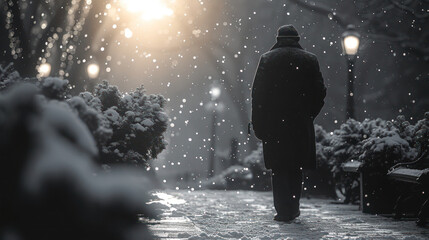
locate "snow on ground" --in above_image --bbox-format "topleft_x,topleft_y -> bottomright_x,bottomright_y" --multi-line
146,190 -> 429,240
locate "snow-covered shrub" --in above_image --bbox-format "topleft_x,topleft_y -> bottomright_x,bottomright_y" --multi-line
394,113 -> 429,155
0,68 -> 168,166
70,81 -> 168,166
359,120 -> 416,171
319,115 -> 428,202
0,84 -> 155,240
203,165 -> 252,190
241,143 -> 271,190
303,125 -> 338,198
326,119 -> 385,174
0,64 -> 21,86
322,118 -> 413,201
205,143 -> 270,191
68,94 -> 113,150
317,119 -> 369,201
314,124 -> 333,169
413,112 -> 429,153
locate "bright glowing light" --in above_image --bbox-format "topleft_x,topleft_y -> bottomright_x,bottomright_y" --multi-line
210,86 -> 221,100
87,63 -> 100,79
37,63 -> 51,77
343,36 -> 360,55
124,28 -> 133,38
120,0 -> 174,21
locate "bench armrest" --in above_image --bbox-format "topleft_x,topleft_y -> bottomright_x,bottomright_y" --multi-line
389,150 -> 428,172
342,161 -> 363,173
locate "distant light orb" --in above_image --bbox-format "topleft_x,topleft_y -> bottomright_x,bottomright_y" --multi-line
37,63 -> 51,77
40,20 -> 48,30
120,0 -> 174,21
124,28 -> 133,38
210,86 -> 221,100
87,63 -> 100,79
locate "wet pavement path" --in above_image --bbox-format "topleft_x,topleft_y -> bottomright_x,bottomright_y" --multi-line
146,190 -> 429,239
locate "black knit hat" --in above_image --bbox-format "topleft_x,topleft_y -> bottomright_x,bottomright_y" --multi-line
277,25 -> 300,40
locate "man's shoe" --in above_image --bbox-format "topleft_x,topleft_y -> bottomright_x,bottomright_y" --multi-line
274,210 -> 300,222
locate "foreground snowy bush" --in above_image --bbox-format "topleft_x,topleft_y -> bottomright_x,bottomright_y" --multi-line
0,84 -> 155,240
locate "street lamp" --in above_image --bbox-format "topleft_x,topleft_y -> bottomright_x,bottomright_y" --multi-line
87,63 -> 100,79
37,63 -> 51,78
341,25 -> 360,120
207,82 -> 222,178
210,86 -> 221,101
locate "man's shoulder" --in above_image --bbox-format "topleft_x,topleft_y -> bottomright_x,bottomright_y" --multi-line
262,48 -> 318,61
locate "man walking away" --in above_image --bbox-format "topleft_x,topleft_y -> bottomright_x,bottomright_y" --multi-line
251,25 -> 326,222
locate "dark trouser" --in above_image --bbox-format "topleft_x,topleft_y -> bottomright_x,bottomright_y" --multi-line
272,168 -> 303,216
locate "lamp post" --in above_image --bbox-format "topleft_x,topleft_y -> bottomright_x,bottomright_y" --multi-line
341,25 -> 360,120
85,63 -> 100,91
207,83 -> 222,178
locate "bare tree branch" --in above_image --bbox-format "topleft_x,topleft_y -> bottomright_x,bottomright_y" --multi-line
288,0 -> 348,28
389,0 -> 429,19
290,0 -> 429,60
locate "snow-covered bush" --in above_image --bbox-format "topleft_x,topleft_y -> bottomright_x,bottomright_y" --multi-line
358,120 -> 416,171
0,69 -> 168,166
318,115 -> 428,202
205,144 -> 270,191
314,124 -> 333,170
325,118 -> 389,176
394,113 -> 429,155
203,165 -> 252,190
315,119 -> 375,201
413,112 -> 429,153
241,143 -> 272,190
70,81 -> 168,166
0,84 -> 155,240
0,67 -> 70,100
303,125 -> 338,198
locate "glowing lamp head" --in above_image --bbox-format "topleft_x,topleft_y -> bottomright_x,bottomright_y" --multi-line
210,86 -> 221,100
341,25 -> 360,57
37,63 -> 51,77
87,63 -> 100,79
343,36 -> 360,55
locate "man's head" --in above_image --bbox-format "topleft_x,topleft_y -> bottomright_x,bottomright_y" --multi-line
276,25 -> 300,41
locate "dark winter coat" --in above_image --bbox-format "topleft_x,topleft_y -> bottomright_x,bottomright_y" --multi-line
251,38 -> 326,170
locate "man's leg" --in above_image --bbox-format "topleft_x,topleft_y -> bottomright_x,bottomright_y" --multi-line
272,167 -> 303,219
272,172 -> 286,216
287,167 -> 303,215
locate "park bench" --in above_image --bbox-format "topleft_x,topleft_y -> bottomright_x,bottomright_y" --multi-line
342,159 -> 397,214
387,150 -> 429,226
341,160 -> 364,210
